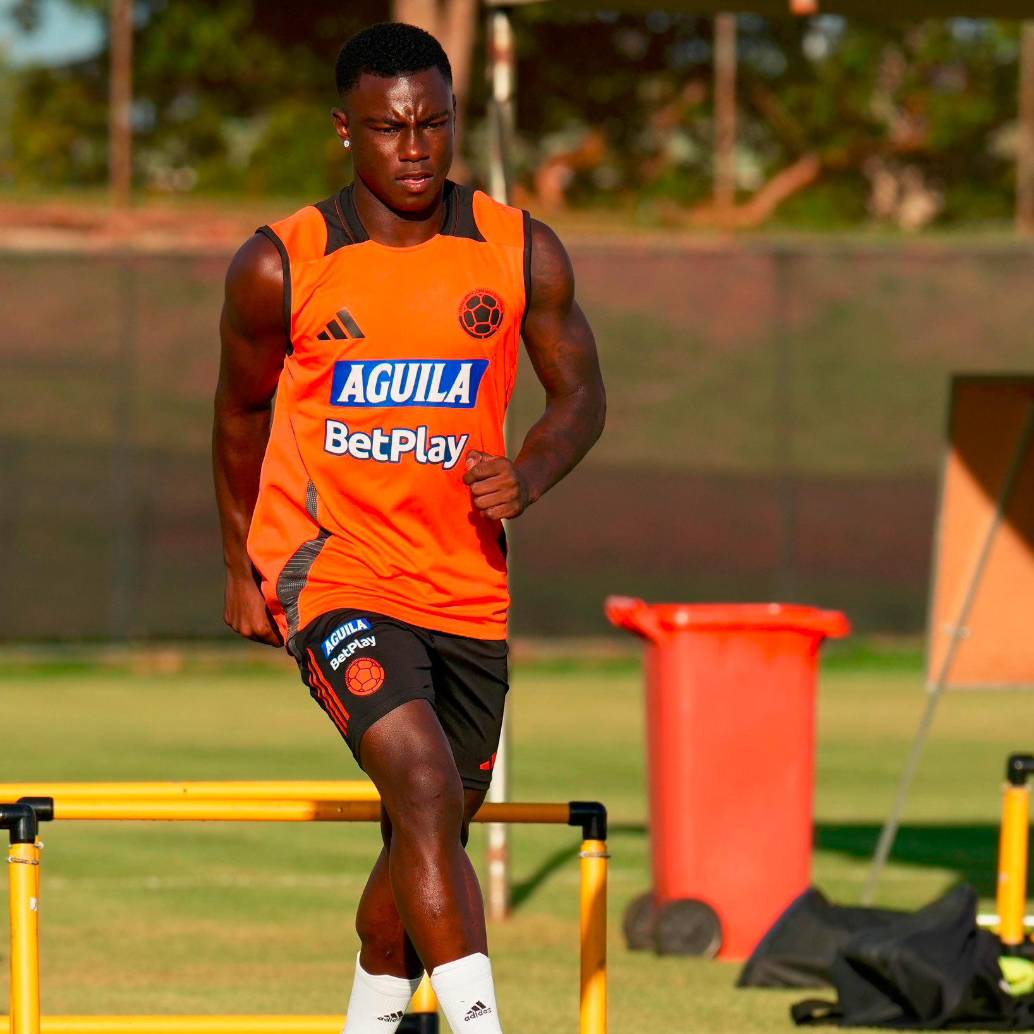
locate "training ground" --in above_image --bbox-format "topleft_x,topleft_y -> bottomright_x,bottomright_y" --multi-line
0,645 -> 1024,1033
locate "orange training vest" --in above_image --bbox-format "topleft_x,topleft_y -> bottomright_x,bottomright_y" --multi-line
247,181 -> 529,644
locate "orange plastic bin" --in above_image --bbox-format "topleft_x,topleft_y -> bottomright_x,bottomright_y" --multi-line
606,597 -> 850,961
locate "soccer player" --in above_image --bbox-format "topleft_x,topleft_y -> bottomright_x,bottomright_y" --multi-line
213,22 -> 605,1034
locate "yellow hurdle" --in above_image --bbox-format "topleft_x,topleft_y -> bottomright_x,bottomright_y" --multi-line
41,799 -> 573,826
2,802 -> 43,1034
997,753 -> 1034,950
21,1018 -> 345,1033
1,783 -> 574,829
579,838 -> 609,1034
0,781 -> 380,803
0,1013 -> 445,1034
1,787 -> 607,1034
53,798 -> 383,823
9,841 -> 41,1034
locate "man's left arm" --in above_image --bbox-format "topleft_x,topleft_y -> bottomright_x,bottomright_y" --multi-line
464,219 -> 606,519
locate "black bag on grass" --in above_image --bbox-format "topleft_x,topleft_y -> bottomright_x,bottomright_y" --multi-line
739,886 -> 906,989
788,885 -> 1034,1029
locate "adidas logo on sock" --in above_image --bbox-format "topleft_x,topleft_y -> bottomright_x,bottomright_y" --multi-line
376,1011 -> 405,1022
463,1000 -> 492,1022
317,308 -> 365,341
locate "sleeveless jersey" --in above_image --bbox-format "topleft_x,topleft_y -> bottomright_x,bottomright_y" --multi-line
247,181 -> 529,645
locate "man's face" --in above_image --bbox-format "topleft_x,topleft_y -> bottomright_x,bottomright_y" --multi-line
334,67 -> 454,214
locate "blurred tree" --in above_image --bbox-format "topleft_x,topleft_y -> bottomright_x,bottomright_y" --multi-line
8,58 -> 109,187
507,9 -> 1020,227
732,16 -> 1020,227
1,2 -> 1024,228
507,8 -> 715,210
5,0 -> 387,195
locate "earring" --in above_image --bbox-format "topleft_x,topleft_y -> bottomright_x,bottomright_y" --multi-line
343,140 -> 350,149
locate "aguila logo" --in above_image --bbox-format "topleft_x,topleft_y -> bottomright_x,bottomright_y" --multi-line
459,289 -> 504,340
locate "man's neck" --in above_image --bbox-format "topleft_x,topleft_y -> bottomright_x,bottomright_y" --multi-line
352,176 -> 447,247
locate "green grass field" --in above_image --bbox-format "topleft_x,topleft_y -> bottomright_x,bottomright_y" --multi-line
0,647 -> 1029,1032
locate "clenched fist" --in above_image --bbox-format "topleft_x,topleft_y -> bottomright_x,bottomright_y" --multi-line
463,450 -> 530,521
224,569 -> 283,647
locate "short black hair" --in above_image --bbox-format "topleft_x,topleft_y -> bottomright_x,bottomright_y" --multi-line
335,22 -> 453,97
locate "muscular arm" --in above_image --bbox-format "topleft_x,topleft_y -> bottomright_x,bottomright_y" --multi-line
212,233 -> 289,645
464,219 -> 605,518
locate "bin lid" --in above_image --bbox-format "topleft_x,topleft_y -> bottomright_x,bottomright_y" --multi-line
605,597 -> 851,641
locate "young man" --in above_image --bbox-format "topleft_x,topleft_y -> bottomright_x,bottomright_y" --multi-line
213,22 -> 605,1034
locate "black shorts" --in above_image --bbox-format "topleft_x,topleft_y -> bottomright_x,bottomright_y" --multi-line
291,607 -> 509,792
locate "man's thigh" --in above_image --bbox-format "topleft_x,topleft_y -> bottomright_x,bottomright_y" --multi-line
426,630 -> 509,793
292,608 -> 434,767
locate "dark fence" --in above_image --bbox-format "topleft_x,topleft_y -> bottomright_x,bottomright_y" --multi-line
4,240 -> 1033,640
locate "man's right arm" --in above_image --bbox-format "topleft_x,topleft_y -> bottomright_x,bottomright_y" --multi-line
212,233 -> 289,646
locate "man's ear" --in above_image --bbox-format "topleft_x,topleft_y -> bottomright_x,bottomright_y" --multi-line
331,107 -> 350,146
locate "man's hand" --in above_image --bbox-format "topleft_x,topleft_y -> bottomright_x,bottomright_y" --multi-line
223,569 -> 284,647
463,450 -> 530,521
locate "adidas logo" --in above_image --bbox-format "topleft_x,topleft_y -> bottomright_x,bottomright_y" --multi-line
463,1000 -> 492,1022
317,308 -> 365,341
376,1010 -> 405,1022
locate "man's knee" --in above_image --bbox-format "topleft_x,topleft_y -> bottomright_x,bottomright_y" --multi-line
385,758 -> 464,840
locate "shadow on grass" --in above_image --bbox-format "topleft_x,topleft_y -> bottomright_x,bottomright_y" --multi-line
509,823 -> 1000,910
510,823 -> 647,910
816,823 -> 1000,897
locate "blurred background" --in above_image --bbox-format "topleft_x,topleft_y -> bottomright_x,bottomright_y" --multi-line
3,6 -> 1034,1031
5,2 -> 1034,645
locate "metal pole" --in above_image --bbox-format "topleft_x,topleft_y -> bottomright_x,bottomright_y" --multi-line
1018,23 -> 1034,236
487,7 -> 515,204
997,782 -> 1031,948
19,791 -> 575,825
55,798 -> 384,822
108,0 -> 133,210
6,1020 -> 345,1033
579,838 -> 609,1034
8,841 -> 41,1034
0,435 -> 22,633
713,14 -> 737,212
486,3 -> 517,923
11,1021 -> 347,1029
4,804 -> 42,1034
863,402 -> 1034,903
108,255 -> 139,639
772,251 -> 798,600
0,781 -> 380,802
485,709 -> 512,921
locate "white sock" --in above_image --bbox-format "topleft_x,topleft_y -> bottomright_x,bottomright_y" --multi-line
342,953 -> 422,1033
430,952 -> 503,1033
